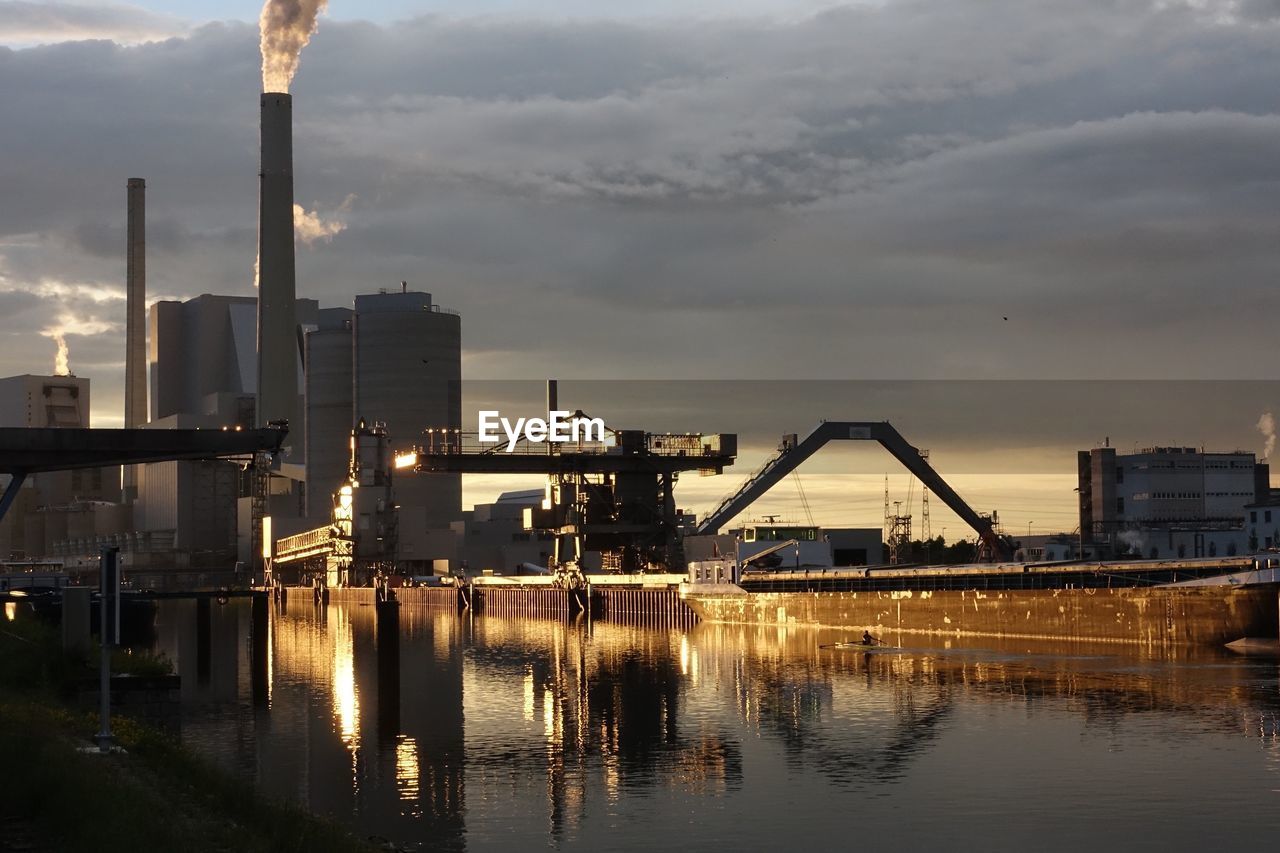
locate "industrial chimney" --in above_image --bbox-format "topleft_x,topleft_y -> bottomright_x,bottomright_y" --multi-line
123,177 -> 146,502
256,92 -> 298,444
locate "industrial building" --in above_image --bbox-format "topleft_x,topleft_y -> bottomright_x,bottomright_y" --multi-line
303,288 -> 462,572
449,489 -> 554,574
1245,497 -> 1280,551
149,293 -> 319,434
0,374 -> 127,563
136,285 -> 463,576
1078,445 -> 1268,558
141,293 -> 323,572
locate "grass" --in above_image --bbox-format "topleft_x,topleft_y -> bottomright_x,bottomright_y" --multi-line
0,612 -> 377,853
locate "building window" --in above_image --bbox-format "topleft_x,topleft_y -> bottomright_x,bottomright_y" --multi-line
1115,467 -> 1124,484
1116,497 -> 1124,514
1252,511 -> 1258,523
1267,511 -> 1273,524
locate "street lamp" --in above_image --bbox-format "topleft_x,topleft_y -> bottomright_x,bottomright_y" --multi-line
1027,521 -> 1033,539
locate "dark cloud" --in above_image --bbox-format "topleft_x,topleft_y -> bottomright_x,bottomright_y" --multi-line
1235,0 -> 1280,21
2,0 -> 1279,432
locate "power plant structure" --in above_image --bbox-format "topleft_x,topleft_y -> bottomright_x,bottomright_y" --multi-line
249,90 -> 303,580
255,92 -> 298,445
123,177 -> 146,503
303,288 -> 462,538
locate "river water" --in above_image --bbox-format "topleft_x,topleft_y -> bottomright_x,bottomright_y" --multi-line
150,599 -> 1280,852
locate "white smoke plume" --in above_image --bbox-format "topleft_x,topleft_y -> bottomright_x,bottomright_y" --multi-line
259,1 -> 328,93
293,194 -> 353,245
40,314 -> 115,376
46,331 -> 70,375
1257,412 -> 1275,460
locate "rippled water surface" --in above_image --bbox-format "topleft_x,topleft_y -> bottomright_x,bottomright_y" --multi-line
150,599 -> 1280,851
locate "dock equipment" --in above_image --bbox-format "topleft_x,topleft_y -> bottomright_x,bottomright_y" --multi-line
0,424 -> 287,524
405,427 -> 737,573
695,421 -> 1011,561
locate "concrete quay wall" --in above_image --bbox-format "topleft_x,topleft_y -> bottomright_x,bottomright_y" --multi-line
684,585 -> 1280,646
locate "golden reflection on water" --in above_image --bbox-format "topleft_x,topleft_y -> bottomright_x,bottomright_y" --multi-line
395,735 -> 421,817
332,607 -> 359,750
173,599 -> 1280,850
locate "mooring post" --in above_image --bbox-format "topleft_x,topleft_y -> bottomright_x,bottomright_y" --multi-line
196,595 -> 211,685
375,585 -> 401,745
96,547 -> 120,752
250,590 -> 270,706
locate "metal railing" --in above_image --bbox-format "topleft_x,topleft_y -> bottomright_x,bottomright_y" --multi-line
276,525 -> 335,560
414,430 -> 731,458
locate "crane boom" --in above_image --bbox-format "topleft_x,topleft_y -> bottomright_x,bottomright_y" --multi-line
695,421 -> 1009,560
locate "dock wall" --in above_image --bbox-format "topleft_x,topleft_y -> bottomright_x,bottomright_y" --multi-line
312,582 -> 697,626
683,585 -> 1280,646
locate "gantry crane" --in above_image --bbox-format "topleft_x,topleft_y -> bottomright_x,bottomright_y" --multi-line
696,421 -> 1012,561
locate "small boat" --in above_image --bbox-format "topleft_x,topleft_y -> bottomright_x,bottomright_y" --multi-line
823,641 -> 904,651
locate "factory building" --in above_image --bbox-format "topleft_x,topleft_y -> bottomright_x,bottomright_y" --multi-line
1078,445 -> 1267,558
352,289 -> 461,532
1244,498 -> 1280,551
303,306 -> 354,522
0,373 -> 91,429
0,374 -> 124,563
449,489 -> 554,574
303,288 -> 462,573
132,293 -> 320,576
683,523 -> 884,570
149,293 -> 318,435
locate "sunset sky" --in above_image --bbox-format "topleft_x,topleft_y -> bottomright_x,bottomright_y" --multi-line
3,1 -> 1278,536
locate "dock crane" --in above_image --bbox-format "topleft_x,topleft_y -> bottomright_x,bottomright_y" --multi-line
695,421 -> 1012,561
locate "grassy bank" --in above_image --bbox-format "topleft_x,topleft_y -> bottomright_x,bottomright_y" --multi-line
0,614 -> 377,853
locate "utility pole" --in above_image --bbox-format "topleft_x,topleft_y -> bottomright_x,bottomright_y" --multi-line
97,547 -> 120,752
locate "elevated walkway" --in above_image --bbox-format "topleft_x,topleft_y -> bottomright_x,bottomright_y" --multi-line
0,425 -> 286,523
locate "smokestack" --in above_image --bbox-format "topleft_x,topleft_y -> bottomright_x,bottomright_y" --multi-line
125,178 -> 146,427
123,177 -> 146,502
256,92 -> 298,441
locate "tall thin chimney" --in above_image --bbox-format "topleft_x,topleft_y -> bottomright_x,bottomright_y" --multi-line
123,177 -> 146,502
257,93 -> 298,444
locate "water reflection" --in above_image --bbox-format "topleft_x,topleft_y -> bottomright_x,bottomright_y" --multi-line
149,602 -> 1280,851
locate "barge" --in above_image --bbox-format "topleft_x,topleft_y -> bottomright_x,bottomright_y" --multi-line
682,557 -> 1280,646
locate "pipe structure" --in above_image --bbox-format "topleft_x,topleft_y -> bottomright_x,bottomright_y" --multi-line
256,93 -> 298,443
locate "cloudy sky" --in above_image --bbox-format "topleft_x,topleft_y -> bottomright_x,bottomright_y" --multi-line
2,1 -> 1278,532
